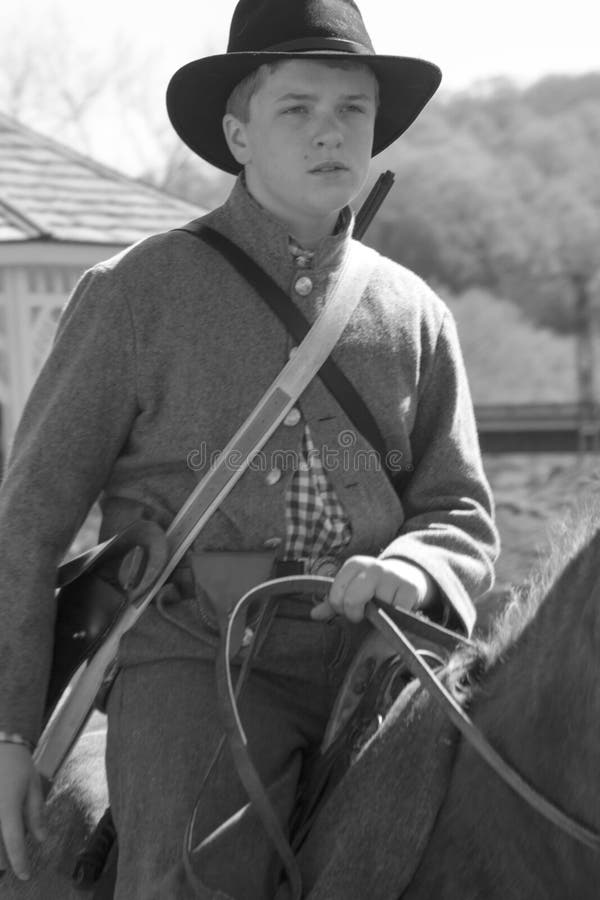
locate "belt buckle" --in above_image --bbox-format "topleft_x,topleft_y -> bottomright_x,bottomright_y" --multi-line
273,558 -> 309,578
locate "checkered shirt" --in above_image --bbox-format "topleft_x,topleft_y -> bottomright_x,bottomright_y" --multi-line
283,235 -> 352,567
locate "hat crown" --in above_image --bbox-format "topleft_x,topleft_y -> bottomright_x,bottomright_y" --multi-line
227,0 -> 375,55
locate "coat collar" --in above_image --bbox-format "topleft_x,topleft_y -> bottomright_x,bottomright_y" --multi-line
207,176 -> 354,284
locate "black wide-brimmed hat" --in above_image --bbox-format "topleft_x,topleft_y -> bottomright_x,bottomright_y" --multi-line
166,0 -> 442,174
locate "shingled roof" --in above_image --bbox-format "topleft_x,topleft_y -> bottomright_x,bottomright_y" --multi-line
0,112 -> 204,245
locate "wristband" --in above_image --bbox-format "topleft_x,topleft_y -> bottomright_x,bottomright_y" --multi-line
0,732 -> 34,752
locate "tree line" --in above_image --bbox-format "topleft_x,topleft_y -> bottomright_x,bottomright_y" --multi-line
162,72 -> 600,339
3,37 -> 599,401
367,73 -> 600,335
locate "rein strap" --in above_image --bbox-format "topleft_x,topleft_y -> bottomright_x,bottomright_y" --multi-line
206,577 -> 468,898
366,600 -> 600,852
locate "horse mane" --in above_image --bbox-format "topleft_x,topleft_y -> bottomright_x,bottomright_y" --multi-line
443,499 -> 600,704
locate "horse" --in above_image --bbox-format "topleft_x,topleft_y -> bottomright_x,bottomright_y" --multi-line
3,510 -> 600,899
298,510 -> 600,899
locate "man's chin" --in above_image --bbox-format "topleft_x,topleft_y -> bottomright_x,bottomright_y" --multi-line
304,186 -> 357,215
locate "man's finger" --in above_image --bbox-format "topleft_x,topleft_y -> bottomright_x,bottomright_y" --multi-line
327,564 -> 359,610
336,569 -> 378,622
0,814 -> 30,881
310,597 -> 336,621
389,581 -> 417,612
376,572 -> 417,611
327,556 -> 372,610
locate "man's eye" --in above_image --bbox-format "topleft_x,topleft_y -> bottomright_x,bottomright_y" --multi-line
343,104 -> 366,114
282,105 -> 308,114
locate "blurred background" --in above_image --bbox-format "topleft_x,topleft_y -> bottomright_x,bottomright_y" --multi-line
2,0 -> 600,627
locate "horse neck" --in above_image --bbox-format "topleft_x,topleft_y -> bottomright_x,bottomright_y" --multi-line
475,528 -> 600,808
403,530 -> 600,900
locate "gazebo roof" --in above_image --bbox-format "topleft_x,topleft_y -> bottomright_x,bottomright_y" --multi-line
0,112 -> 204,245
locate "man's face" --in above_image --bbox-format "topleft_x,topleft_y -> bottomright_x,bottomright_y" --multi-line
223,59 -> 377,242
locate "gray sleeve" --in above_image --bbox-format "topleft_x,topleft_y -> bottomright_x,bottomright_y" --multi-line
379,311 -> 499,635
0,266 -> 139,741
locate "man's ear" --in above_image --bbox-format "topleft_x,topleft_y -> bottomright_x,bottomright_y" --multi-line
222,114 -> 252,166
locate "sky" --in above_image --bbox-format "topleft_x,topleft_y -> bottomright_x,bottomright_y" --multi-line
17,0 -> 598,88
3,0 -> 600,174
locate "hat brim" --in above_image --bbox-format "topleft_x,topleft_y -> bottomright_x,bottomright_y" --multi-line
166,53 -> 441,174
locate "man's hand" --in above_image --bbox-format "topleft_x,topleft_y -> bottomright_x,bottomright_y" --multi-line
310,556 -> 436,623
0,743 -> 47,881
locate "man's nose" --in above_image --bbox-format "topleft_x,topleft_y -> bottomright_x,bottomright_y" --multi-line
313,115 -> 343,149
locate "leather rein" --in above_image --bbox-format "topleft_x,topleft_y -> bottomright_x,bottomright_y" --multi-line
363,600 -> 600,852
188,576 -> 600,900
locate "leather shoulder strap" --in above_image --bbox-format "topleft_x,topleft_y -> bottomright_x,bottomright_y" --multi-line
34,227 -> 376,785
177,221 -> 394,484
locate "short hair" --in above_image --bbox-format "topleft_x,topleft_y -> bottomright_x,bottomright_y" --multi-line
225,59 -> 380,123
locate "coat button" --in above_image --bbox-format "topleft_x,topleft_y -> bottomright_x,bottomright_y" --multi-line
294,276 -> 313,296
289,346 -> 297,359
284,407 -> 301,426
265,467 -> 282,486
263,536 -> 282,549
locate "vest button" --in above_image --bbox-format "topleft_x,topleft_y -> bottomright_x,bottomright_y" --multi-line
294,276 -> 313,296
283,407 -> 301,427
265,467 -> 282,486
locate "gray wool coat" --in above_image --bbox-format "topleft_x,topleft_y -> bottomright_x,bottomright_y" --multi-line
0,178 -> 498,743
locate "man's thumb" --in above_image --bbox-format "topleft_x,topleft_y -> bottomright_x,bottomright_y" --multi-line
310,598 -> 335,621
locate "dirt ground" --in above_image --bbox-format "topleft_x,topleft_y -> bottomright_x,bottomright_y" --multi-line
477,452 -> 600,631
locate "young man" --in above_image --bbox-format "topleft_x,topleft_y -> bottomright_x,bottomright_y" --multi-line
0,0 -> 498,897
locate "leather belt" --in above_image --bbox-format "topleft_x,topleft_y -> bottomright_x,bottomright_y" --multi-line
169,555 -> 337,622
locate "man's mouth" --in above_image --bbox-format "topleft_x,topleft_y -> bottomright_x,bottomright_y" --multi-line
309,162 -> 349,173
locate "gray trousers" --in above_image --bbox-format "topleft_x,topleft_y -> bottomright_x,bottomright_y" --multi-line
105,610 -> 368,899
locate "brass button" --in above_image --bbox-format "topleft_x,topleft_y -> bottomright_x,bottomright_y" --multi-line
242,627 -> 254,648
294,276 -> 313,296
265,467 -> 282,486
288,346 -> 298,359
284,407 -> 301,427
263,536 -> 282,549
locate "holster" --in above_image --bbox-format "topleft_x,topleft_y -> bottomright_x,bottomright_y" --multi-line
44,520 -> 168,726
